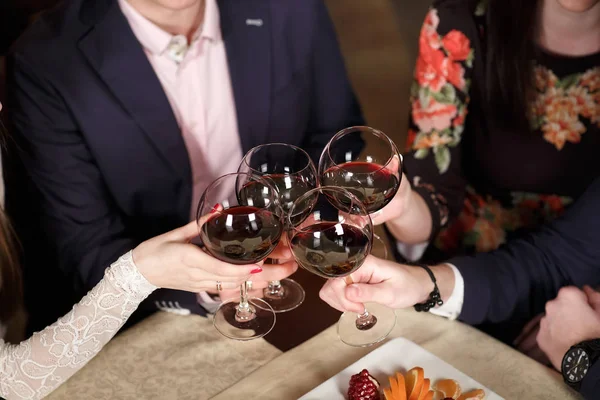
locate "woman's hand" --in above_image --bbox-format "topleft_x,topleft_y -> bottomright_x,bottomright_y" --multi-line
132,211 -> 264,292
218,237 -> 299,300
368,155 -> 433,243
319,256 -> 433,313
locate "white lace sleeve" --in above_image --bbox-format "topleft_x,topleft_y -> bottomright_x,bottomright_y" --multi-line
0,251 -> 157,400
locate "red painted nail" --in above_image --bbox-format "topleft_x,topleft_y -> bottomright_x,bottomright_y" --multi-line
210,203 -> 220,213
250,267 -> 263,274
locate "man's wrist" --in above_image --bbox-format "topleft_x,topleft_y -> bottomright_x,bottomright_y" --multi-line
406,263 -> 455,304
430,264 -> 456,303
405,263 -> 435,304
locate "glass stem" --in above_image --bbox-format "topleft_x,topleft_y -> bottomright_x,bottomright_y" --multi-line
265,258 -> 284,298
355,307 -> 378,331
235,281 -> 255,322
267,280 -> 282,293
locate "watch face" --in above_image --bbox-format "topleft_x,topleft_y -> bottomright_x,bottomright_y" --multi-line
562,347 -> 591,383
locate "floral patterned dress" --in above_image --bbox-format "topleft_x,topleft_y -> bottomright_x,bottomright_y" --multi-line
402,0 -> 600,263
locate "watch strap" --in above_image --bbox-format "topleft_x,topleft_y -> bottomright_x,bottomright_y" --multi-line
563,338 -> 600,390
577,339 -> 600,361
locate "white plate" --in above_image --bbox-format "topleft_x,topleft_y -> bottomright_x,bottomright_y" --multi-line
299,337 -> 503,399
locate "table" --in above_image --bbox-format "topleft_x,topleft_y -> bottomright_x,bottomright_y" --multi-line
46,309 -> 581,400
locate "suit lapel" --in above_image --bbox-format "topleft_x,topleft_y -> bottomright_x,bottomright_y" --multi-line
219,0 -> 272,153
77,0 -> 191,180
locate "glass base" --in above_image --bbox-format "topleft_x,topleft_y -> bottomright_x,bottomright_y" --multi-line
213,297 -> 276,341
337,302 -> 396,347
262,279 -> 305,313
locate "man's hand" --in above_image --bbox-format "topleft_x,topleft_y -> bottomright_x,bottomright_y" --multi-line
319,256 -> 455,314
538,286 -> 600,371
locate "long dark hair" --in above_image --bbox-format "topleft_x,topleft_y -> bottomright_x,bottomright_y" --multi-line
485,0 -> 540,133
0,119 -> 22,323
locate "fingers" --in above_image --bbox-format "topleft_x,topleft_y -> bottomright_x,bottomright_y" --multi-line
193,280 -> 242,292
268,238 -> 293,261
319,278 -> 364,314
583,285 -> 600,311
253,260 -> 298,281
183,245 -> 263,277
170,220 -> 202,242
346,282 -> 395,307
385,154 -> 402,175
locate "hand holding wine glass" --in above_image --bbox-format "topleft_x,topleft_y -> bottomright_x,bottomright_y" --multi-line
319,126 -> 403,259
287,186 -> 396,347
133,215 -> 264,292
197,172 -> 284,340
319,126 -> 402,214
318,256 -> 448,312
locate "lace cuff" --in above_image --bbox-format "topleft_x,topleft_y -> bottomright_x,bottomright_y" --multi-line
107,250 -> 158,298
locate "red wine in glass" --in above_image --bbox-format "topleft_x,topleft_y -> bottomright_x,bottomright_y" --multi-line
201,206 -> 283,264
238,143 -> 318,313
288,186 -> 396,347
290,221 -> 371,279
261,173 -> 317,225
321,161 -> 400,213
197,172 -> 283,341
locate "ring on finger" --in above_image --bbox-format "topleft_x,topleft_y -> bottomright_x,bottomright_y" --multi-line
216,281 -> 223,292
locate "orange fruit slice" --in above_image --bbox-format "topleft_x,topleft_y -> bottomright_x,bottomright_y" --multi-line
384,387 -> 394,400
421,392 -> 434,400
457,389 -> 486,400
433,379 -> 462,399
417,378 -> 431,400
405,367 -> 425,400
384,372 -> 407,400
432,391 -> 446,400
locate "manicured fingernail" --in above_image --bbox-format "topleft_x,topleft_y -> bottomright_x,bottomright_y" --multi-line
210,203 -> 220,213
250,267 -> 263,274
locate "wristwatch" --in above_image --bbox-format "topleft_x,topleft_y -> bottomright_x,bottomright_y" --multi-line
561,338 -> 600,390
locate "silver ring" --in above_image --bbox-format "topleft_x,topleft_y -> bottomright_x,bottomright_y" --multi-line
216,281 -> 222,291
246,280 -> 253,291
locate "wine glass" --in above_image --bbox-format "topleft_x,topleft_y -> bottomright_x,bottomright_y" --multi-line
197,172 -> 284,340
239,143 -> 317,312
319,126 -> 402,260
287,186 -> 396,347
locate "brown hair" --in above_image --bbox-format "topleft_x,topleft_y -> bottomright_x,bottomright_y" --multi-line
485,0 -> 540,133
0,120 -> 22,322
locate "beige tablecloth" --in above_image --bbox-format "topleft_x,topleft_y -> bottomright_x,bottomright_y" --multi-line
46,309 -> 581,400
45,313 -> 281,400
213,309 -> 580,399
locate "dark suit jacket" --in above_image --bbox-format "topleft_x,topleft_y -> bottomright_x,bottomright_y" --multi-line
453,177 -> 600,399
4,0 -> 363,332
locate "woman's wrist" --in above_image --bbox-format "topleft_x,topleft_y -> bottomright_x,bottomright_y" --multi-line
385,190 -> 432,244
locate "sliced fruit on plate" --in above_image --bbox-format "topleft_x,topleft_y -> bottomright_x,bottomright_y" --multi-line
431,391 -> 445,400
405,367 -> 425,400
383,372 -> 406,400
433,379 -> 461,399
457,389 -> 485,400
417,378 -> 431,400
348,369 -> 381,400
420,391 -> 434,400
